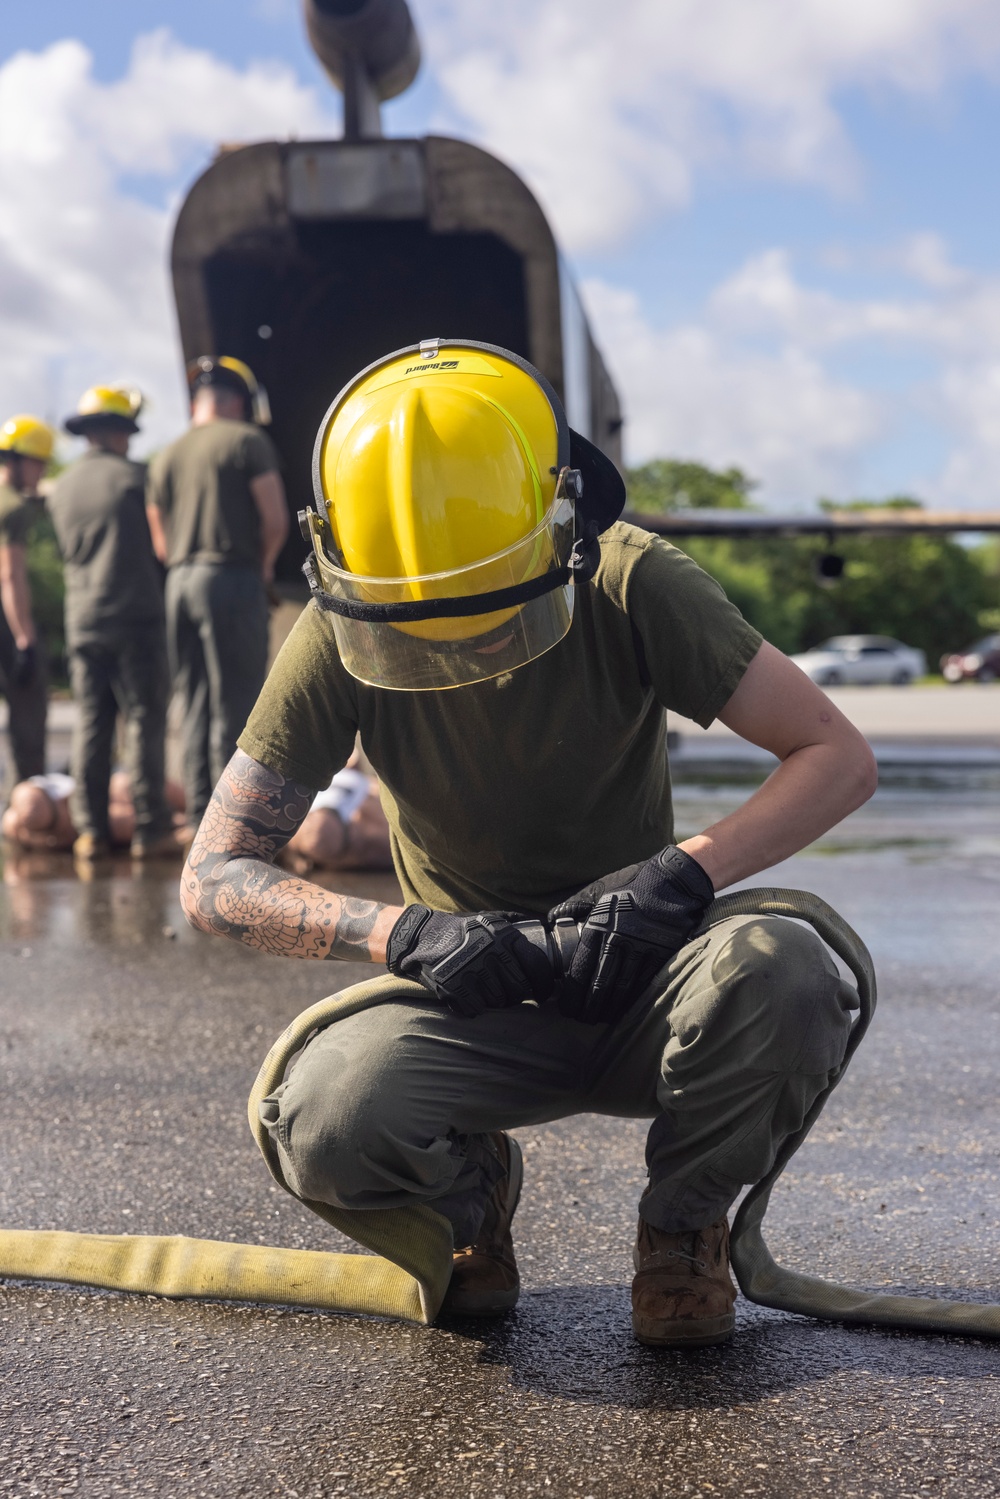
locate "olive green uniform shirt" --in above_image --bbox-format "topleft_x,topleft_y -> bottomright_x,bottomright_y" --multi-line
0,480 -> 31,549
48,450 -> 163,641
147,420 -> 280,570
240,523 -> 762,915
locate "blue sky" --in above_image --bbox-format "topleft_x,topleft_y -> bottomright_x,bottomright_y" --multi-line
3,0 -> 1000,508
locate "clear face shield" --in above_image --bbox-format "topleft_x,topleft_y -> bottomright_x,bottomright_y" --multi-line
303,483 -> 581,692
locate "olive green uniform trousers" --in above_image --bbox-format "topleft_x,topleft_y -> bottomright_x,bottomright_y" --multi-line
68,622 -> 172,844
262,914 -> 856,1248
166,561 -> 269,824
0,612 -> 47,788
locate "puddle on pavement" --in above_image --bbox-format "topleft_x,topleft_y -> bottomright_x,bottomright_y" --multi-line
0,850 -> 405,948
2,773 -> 996,971
3,775 -> 997,897
673,777 -> 1000,864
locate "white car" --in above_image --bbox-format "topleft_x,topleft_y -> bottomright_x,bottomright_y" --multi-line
791,635 -> 927,687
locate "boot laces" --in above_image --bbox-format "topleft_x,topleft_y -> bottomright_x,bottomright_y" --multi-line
662,1247 -> 707,1269
642,1227 -> 714,1272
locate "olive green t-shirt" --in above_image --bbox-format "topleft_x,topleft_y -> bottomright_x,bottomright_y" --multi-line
49,450 -> 163,639
0,480 -> 30,548
147,420 -> 280,570
239,523 -> 762,915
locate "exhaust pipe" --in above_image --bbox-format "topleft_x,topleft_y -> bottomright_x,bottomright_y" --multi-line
303,0 -> 420,138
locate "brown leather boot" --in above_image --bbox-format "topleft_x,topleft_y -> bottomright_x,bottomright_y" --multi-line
439,1132 -> 523,1317
130,828 -> 190,860
72,832 -> 111,861
631,1213 -> 737,1348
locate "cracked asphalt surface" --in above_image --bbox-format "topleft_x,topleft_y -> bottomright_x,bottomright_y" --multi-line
1,768 -> 998,1497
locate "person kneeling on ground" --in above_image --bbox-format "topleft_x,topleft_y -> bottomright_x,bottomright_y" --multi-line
4,761 -> 393,873
179,342 -> 876,1349
2,771 -> 186,854
277,757 -> 393,875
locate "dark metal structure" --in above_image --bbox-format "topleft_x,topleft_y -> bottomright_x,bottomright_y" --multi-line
304,0 -> 419,140
627,510 -> 1000,537
170,0 -> 622,581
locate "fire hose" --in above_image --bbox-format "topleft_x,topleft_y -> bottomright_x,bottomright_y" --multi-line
0,888 -> 997,1337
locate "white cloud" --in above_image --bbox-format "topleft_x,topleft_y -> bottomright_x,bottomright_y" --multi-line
708,248 -> 935,346
891,232 -> 971,292
82,30 -> 331,174
586,239 -> 1000,508
420,0 -> 1000,251
936,360 -> 1000,507
583,277 -> 882,503
0,33 -> 334,455
708,242 -> 1000,354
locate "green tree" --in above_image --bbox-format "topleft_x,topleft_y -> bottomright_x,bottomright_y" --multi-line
625,459 -> 755,512
623,461 -> 995,663
972,536 -> 1000,634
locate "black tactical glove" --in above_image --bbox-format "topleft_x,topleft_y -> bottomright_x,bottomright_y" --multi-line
11,644 -> 36,687
386,905 -> 556,1018
547,846 -> 714,1025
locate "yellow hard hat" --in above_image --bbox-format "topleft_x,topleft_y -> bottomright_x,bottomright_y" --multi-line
187,355 -> 271,425
303,339 -> 626,691
0,415 -> 55,462
64,385 -> 143,436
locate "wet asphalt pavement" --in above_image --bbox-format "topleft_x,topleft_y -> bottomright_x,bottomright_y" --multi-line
1,766 -> 999,1497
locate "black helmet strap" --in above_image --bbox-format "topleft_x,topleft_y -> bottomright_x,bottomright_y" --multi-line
304,530 -> 596,624
301,456 -> 606,624
302,427 -> 621,626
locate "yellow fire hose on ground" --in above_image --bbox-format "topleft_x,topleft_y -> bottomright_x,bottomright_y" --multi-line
0,888 -> 998,1337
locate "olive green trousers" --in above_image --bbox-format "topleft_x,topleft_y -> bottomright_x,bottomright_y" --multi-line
261,914 -> 856,1247
68,622 -> 172,843
165,561 -> 269,823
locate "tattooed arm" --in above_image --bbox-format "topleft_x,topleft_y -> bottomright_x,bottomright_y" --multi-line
179,750 -> 403,962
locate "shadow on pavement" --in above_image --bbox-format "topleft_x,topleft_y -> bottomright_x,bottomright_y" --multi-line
438,1285 -> 1000,1410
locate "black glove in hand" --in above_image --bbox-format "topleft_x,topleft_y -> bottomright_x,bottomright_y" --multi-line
548,846 -> 714,1025
11,644 -> 36,687
386,905 -> 555,1018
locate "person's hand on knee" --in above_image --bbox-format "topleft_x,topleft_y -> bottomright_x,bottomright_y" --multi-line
386,906 -> 555,1017
548,847 -> 714,1025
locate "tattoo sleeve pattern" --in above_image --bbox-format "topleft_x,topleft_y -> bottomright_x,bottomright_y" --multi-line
181,751 -> 386,961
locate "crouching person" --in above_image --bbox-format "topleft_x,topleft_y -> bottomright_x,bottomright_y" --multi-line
179,343 -> 876,1347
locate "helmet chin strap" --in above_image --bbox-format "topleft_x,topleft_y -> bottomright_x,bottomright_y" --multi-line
303,541 -> 593,624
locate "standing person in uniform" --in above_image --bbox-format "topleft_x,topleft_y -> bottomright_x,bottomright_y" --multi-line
179,343 -> 877,1348
0,415 -> 54,789
146,357 -> 288,831
48,387 -> 179,861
